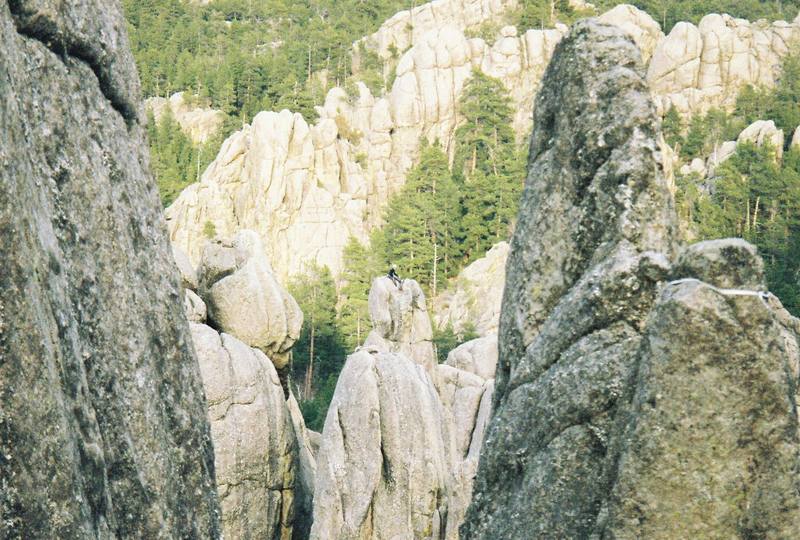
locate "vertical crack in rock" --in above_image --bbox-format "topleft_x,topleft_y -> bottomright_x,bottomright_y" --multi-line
7,0 -> 140,123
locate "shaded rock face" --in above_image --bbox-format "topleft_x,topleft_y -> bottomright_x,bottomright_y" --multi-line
0,1 -> 220,537
433,242 -> 509,336
197,230 -> 303,370
311,275 -> 498,539
462,20 -> 800,539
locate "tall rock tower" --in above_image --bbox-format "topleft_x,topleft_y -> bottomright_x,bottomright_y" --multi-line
0,1 -> 221,537
462,19 -> 800,539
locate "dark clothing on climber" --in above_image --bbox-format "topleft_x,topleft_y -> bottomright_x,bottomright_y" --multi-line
388,267 -> 402,288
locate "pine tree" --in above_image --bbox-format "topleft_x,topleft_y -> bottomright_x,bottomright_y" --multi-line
662,105 -> 684,149
453,71 -> 524,263
288,264 -> 345,400
383,141 -> 461,295
338,236 -> 386,351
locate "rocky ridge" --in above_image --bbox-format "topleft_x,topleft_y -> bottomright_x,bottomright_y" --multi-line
173,232 -> 315,539
166,2 -> 800,283
310,277 -> 498,539
461,19 -> 800,538
0,0 -> 221,536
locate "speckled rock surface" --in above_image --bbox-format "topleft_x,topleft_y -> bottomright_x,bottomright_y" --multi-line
462,18 -> 800,540
0,1 -> 221,537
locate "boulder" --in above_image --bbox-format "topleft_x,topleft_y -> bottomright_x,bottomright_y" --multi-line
793,126 -> 800,149
184,289 -> 208,323
444,334 -> 498,380
602,245 -> 800,537
738,119 -> 785,159
191,323 -> 304,539
0,1 -> 220,536
462,19 -> 800,539
433,242 -> 509,335
198,230 -> 303,369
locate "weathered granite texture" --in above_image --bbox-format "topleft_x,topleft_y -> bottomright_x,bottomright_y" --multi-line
461,19 -> 800,540
0,1 -> 221,537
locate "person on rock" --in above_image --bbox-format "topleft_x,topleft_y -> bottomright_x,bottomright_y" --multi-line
388,264 -> 403,289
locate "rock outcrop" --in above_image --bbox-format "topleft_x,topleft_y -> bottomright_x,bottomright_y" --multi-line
738,118 -> 785,158
462,20 -> 800,539
648,13 -> 800,116
354,0 -> 519,63
311,349 -> 454,539
191,323 -> 299,539
363,276 -> 437,373
146,91 -> 224,144
197,230 -> 303,370
166,6 -> 568,277
433,241 -> 509,335
0,1 -> 220,537
311,276 -> 498,539
176,240 -> 315,538
679,118 -> 788,178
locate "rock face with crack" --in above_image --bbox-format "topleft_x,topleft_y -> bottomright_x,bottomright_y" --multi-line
0,1 -> 221,537
311,276 -> 498,539
461,19 -> 800,539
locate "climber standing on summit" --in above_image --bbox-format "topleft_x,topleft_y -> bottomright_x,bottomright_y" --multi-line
388,264 -> 403,289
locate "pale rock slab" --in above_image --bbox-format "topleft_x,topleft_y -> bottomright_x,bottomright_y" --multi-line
793,126 -> 800,149
197,230 -> 303,369
191,323 -> 302,539
172,244 -> 198,290
310,350 -> 454,540
146,91 -> 224,144
433,242 -> 509,335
